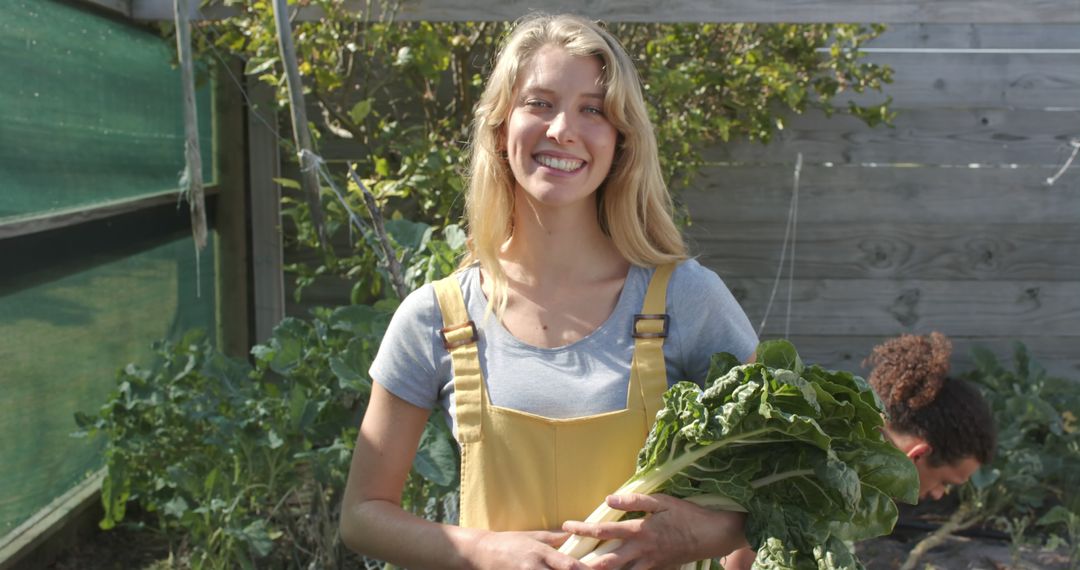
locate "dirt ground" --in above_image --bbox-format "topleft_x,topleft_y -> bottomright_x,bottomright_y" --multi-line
857,533 -> 1072,570
40,502 -> 1075,570
42,528 -> 1072,570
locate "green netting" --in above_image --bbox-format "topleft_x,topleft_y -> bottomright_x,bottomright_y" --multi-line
0,0 -> 214,222
0,232 -> 217,537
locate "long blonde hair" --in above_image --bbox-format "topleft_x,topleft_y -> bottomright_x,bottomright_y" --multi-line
461,13 -> 686,315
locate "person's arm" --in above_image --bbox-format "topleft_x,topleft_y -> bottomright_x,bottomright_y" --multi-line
561,493 -> 747,569
340,383 -> 589,570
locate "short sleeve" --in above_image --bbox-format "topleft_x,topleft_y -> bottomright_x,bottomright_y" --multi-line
665,259 -> 758,384
368,283 -> 445,410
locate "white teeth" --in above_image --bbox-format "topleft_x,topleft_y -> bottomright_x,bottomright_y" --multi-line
535,154 -> 584,172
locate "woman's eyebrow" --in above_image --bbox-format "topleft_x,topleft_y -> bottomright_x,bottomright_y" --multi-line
519,86 -> 605,100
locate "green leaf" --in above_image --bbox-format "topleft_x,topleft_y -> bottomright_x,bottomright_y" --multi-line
374,156 -> 390,177
349,98 -> 374,124
272,177 -> 301,190
329,338 -> 374,393
386,218 -> 431,253
755,339 -> 804,375
244,56 -> 278,75
1037,505 -> 1078,527
412,417 -> 459,488
163,496 -> 190,518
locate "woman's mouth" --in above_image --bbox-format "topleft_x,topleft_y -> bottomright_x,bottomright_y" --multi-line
534,154 -> 585,172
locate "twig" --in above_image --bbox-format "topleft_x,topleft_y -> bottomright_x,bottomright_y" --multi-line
346,164 -> 409,300
900,501 -> 983,570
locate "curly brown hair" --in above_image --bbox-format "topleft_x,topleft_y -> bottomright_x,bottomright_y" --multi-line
865,332 -> 996,467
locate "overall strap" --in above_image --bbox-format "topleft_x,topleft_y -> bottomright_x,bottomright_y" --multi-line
432,275 -> 483,443
633,263 -> 676,425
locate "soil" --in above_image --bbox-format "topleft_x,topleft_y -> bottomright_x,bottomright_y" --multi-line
857,532 -> 1072,570
42,528 -> 1072,570
40,502 -> 1074,570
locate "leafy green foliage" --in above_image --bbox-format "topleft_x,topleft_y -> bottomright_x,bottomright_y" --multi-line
563,340 -> 918,569
192,3 -> 891,296
75,307 -> 459,568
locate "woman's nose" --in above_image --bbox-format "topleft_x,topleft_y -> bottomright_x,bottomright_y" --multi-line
547,111 -> 576,144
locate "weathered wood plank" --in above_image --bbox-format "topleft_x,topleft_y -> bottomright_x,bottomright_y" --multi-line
129,0 -> 1080,24
687,222 -> 1080,281
778,334 -> 1080,380
685,164 -> 1080,224
0,188 -> 219,240
716,277 -> 1080,337
327,109 -> 1080,168
0,471 -> 104,570
704,107 -> 1080,165
248,81 -> 286,344
73,0 -> 131,18
215,63 -> 251,358
844,52 -> 1080,110
867,24 -> 1080,50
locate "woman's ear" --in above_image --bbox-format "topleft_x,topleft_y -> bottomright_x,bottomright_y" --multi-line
906,441 -> 933,462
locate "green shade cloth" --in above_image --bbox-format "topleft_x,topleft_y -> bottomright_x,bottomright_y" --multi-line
0,233 -> 217,536
0,0 -> 214,222
0,0 -> 220,538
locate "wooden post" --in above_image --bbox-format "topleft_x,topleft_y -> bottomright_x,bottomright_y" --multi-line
248,80 -> 286,343
271,0 -> 329,249
215,59 -> 252,357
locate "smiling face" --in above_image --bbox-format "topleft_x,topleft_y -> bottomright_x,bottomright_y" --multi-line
504,44 -> 618,211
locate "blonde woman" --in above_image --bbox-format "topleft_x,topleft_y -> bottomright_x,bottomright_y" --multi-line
340,13 -> 757,569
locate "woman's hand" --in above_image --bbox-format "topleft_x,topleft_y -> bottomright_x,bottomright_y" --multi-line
561,493 -> 747,570
467,529 -> 590,570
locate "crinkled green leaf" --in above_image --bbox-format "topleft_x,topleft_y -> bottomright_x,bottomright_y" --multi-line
591,341 -> 916,570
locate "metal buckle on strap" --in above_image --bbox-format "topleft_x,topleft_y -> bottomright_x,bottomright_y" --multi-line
632,313 -> 669,339
440,320 -> 479,349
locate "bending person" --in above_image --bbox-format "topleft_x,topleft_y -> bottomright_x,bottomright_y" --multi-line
867,331 -> 996,501
724,332 -> 997,570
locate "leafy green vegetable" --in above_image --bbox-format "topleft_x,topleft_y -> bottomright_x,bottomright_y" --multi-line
560,340 -> 918,569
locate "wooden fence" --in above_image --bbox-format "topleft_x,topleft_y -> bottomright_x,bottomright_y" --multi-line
683,23 -> 1080,378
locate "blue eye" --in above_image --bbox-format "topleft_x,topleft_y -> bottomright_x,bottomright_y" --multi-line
525,99 -> 551,108
584,105 -> 604,116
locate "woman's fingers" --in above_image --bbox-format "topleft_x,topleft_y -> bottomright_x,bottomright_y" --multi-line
605,493 -> 670,513
527,530 -> 575,548
564,516 -> 647,540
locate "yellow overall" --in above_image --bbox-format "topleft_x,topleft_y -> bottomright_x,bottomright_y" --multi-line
432,264 -> 675,531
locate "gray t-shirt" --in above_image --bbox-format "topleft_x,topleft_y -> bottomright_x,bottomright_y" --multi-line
369,259 -> 758,436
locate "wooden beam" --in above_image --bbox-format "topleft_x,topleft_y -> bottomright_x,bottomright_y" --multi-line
686,164 -> 1080,225
0,471 -> 104,570
73,0 -> 131,18
701,107 -> 1080,166
688,221 -> 1080,281
866,23 -> 1080,50
247,80 -> 286,344
0,187 -> 219,240
719,277 -> 1080,337
129,0 -> 1080,24
777,334 -> 1080,380
214,61 -> 252,358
